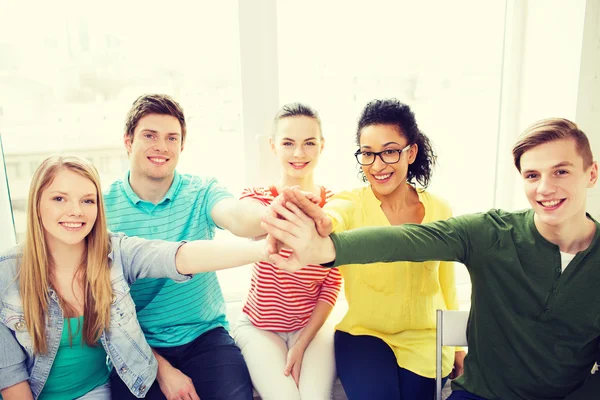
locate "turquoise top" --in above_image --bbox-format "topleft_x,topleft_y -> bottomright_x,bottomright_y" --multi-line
39,317 -> 109,400
103,171 -> 233,347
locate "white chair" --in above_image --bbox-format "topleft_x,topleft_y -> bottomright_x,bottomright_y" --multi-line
436,309 -> 469,400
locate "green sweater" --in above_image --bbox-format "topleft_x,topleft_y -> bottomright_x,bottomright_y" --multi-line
329,209 -> 600,400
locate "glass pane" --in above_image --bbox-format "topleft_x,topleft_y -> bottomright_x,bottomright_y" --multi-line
277,0 -> 507,217
0,0 -> 243,242
278,0 -> 507,306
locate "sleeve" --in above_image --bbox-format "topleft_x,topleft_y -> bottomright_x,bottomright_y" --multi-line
0,323 -> 29,391
239,187 -> 272,207
324,191 -> 361,233
316,267 -> 342,307
114,234 -> 191,284
329,212 -> 494,269
202,177 -> 235,230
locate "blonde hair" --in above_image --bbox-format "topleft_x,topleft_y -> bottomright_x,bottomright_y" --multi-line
20,156 -> 112,354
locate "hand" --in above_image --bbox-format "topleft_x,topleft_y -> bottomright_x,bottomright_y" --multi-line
261,200 -> 336,271
282,187 -> 321,206
267,189 -> 323,254
156,362 -> 200,400
284,344 -> 306,387
284,187 -> 333,237
266,195 -> 291,254
450,351 -> 466,379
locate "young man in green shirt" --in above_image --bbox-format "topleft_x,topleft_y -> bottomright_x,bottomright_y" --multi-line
262,118 -> 600,400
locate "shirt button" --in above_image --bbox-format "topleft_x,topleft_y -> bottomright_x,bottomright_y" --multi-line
552,289 -> 558,295
544,308 -> 551,313
15,321 -> 26,331
140,385 -> 147,392
555,267 -> 561,273
120,367 -> 128,373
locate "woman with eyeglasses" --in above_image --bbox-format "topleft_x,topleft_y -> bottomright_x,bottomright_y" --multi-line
232,103 -> 341,400
317,99 -> 465,400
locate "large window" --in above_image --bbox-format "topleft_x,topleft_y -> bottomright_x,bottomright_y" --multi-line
1,1 -> 517,307
0,1 -> 243,241
277,0 -> 507,217
277,0 -> 507,305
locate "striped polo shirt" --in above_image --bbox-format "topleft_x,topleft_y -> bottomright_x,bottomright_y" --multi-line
103,171 -> 233,347
240,186 -> 342,331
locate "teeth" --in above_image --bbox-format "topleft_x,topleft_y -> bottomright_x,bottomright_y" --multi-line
541,200 -> 562,207
62,223 -> 83,228
150,158 -> 166,163
292,163 -> 307,166
374,174 -> 391,180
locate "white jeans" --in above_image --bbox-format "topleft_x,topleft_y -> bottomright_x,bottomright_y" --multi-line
233,313 -> 336,400
76,382 -> 111,399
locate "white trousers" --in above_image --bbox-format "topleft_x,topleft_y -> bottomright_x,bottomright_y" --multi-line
233,313 -> 337,400
76,382 -> 111,399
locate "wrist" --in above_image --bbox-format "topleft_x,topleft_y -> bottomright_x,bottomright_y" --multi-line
320,236 -> 336,265
154,352 -> 171,374
293,339 -> 309,353
258,240 -> 269,262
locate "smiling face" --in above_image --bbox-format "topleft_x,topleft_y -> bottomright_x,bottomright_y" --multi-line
270,116 -> 324,179
124,113 -> 184,182
39,168 -> 98,250
358,124 -> 417,196
520,138 -> 598,229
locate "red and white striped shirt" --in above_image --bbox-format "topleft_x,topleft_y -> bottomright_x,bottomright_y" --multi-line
240,185 -> 342,332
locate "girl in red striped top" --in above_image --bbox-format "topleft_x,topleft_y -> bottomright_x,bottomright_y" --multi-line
233,103 -> 342,400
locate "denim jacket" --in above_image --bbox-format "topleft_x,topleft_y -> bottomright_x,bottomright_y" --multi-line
0,233 -> 189,399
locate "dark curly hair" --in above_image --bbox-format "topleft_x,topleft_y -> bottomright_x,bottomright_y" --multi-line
356,99 -> 436,188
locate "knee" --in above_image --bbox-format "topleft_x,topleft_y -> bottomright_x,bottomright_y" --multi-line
219,375 -> 254,400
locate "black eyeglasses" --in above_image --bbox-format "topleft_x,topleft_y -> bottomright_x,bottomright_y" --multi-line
354,144 -> 411,166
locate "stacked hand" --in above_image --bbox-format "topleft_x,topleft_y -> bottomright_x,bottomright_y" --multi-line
261,187 -> 336,271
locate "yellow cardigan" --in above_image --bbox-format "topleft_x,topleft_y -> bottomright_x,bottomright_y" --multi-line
325,185 -> 459,378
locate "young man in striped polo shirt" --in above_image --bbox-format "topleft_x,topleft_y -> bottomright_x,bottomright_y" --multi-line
104,94 -> 266,400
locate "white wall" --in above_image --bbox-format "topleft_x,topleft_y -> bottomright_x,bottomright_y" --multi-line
494,0 -> 594,211
238,0 -> 280,188
577,0 -> 600,218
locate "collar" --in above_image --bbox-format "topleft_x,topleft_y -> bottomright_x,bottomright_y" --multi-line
122,170 -> 181,205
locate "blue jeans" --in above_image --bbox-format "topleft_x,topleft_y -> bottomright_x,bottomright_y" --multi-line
110,327 -> 253,400
335,330 -> 448,400
447,390 -> 488,400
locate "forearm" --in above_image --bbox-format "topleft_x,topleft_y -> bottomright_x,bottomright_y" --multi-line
152,349 -> 175,383
176,239 -> 265,275
294,301 -> 334,350
153,349 -> 169,371
0,381 -> 33,400
329,221 -> 467,268
227,201 -> 267,238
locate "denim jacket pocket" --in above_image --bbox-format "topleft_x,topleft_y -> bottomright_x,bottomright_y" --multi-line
0,302 -> 34,354
110,274 -> 138,325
